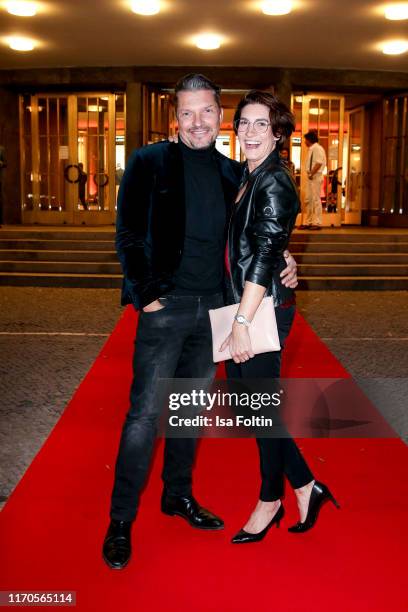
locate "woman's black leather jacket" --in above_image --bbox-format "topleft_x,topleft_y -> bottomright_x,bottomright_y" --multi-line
227,148 -> 300,307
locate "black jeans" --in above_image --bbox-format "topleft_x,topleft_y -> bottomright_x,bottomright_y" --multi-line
110,292 -> 223,522
226,305 -> 314,501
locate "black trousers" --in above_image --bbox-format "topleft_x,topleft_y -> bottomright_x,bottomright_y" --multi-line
226,305 -> 314,501
110,292 -> 223,522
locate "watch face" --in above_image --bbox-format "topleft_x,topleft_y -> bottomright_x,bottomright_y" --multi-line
236,315 -> 247,324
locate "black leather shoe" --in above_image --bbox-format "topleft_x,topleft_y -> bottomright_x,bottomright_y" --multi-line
231,503 -> 284,544
161,493 -> 224,530
288,481 -> 340,533
102,520 -> 132,569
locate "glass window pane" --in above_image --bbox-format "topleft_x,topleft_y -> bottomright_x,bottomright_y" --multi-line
58,97 -> 68,136
308,98 -> 319,131
48,98 -> 58,136
38,98 -> 47,135
319,99 -> 329,139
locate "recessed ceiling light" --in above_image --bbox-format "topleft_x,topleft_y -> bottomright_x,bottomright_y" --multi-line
7,36 -> 35,51
309,108 -> 325,116
384,3 -> 408,20
6,1 -> 37,16
382,39 -> 408,54
195,34 -> 222,50
262,0 -> 293,16
130,0 -> 160,15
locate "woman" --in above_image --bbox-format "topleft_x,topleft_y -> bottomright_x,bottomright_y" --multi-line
220,91 -> 339,543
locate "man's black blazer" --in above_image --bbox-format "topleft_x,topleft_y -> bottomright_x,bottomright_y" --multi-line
116,141 -> 241,310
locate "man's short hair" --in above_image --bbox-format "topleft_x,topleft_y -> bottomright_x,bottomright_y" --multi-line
174,73 -> 221,110
304,130 -> 319,144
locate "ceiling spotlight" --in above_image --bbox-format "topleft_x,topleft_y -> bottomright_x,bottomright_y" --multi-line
130,0 -> 160,15
195,34 -> 222,50
262,0 -> 293,16
382,39 -> 408,54
7,36 -> 35,51
6,1 -> 37,16
384,3 -> 408,20
309,108 -> 325,116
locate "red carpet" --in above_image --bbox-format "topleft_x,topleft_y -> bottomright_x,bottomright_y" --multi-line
0,308 -> 407,611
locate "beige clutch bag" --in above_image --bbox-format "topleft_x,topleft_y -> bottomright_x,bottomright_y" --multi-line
208,296 -> 281,363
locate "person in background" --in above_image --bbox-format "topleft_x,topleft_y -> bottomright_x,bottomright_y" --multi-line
299,130 -> 326,230
280,147 -> 295,177
327,166 -> 342,212
78,163 -> 88,211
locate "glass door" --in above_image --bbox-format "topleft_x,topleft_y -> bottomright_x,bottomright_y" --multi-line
20,92 -> 124,225
344,108 -> 365,224
291,93 -> 345,227
74,94 -> 116,224
382,94 -> 408,219
20,94 -> 74,224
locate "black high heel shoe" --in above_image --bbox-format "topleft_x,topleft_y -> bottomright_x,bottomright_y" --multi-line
288,481 -> 340,533
231,503 -> 285,544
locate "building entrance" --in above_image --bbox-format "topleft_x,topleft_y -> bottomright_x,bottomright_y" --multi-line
20,93 -> 125,225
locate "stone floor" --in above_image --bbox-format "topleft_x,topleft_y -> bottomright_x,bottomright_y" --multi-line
0,287 -> 407,508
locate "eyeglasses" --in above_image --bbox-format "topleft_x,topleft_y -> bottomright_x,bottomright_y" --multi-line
235,118 -> 271,134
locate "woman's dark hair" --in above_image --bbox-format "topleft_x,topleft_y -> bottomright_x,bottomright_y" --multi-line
174,73 -> 221,110
233,90 -> 295,148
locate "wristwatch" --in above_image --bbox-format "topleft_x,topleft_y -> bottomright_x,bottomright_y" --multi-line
234,313 -> 251,327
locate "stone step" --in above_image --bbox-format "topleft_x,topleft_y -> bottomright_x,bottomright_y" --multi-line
0,261 -> 121,274
298,277 -> 408,290
292,253 -> 408,263
0,272 -> 122,288
0,250 -> 118,262
2,261 -> 406,277
288,242 -> 408,253
1,272 -> 406,290
0,239 -> 115,251
290,233 -> 408,243
1,229 -> 407,243
1,239 -> 407,254
298,264 -> 408,276
2,250 -> 407,264
0,230 -> 115,240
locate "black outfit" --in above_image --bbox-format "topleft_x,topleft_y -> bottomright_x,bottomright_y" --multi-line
226,148 -> 314,501
111,140 -> 240,522
173,140 -> 226,294
78,168 -> 88,210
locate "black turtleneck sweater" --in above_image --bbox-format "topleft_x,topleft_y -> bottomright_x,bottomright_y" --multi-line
172,139 -> 226,294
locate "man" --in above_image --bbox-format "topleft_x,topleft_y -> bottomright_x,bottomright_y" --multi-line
299,130 -> 326,230
102,74 -> 298,570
